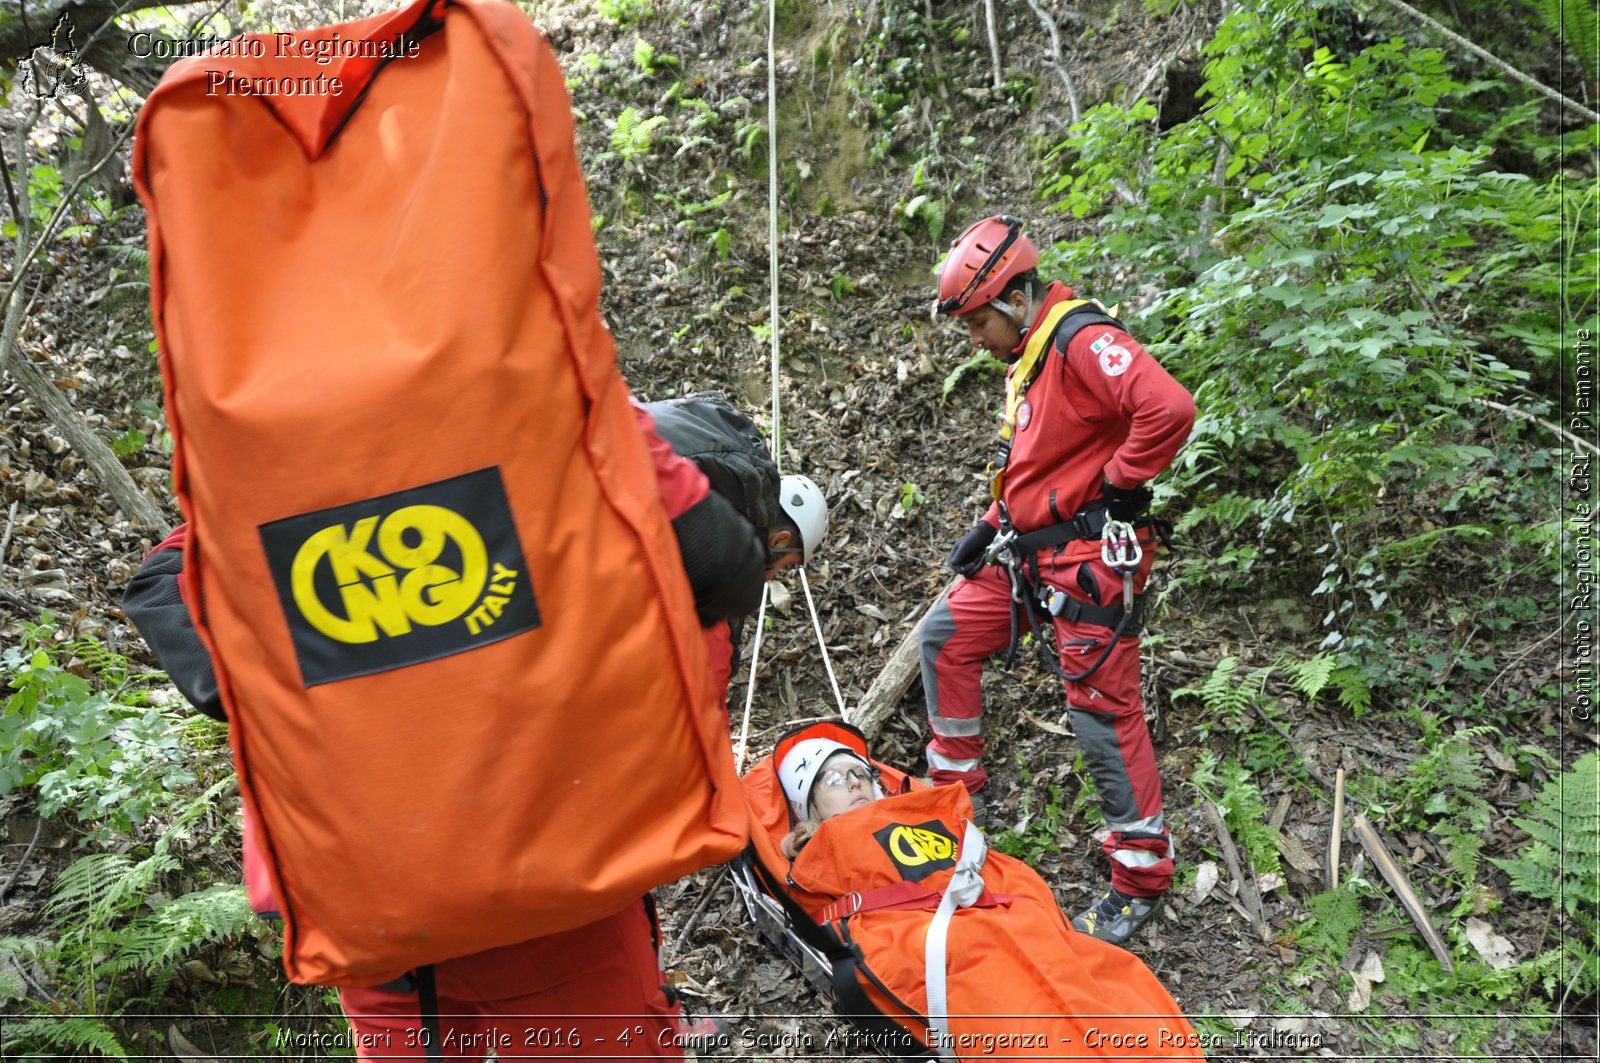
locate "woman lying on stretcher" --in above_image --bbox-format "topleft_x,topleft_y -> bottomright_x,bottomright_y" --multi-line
741,721 -> 1205,1062
777,737 -> 887,857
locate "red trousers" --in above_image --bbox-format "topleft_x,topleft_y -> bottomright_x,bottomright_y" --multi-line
339,899 -> 682,1060
919,550 -> 1174,896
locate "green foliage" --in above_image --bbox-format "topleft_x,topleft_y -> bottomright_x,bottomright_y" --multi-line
1042,0 -> 1573,708
1296,886 -> 1364,964
1280,651 -> 1371,715
1493,752 -> 1600,921
1527,0 -> 1599,88
610,107 -> 670,162
0,1016 -> 129,1060
1174,657 -> 1293,771
940,350 -> 1006,400
0,614 -> 200,839
1381,724 -> 1496,883
990,758 -> 1068,862
845,2 -> 979,175
631,35 -> 677,77
900,193 -> 946,245
596,0 -> 651,25
0,782 -> 258,1060
1189,751 -> 1282,877
110,427 -> 148,456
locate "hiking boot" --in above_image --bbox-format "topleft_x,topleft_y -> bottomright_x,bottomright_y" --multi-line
1071,888 -> 1164,947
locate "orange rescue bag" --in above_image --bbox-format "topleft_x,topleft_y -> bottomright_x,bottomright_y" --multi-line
132,0 -> 745,987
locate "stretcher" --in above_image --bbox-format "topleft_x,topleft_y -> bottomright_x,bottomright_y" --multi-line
734,721 -> 1205,1062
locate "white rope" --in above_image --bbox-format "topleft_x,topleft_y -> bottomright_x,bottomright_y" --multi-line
733,0 -> 848,770
734,583 -> 770,773
766,0 -> 782,467
799,567 -> 847,720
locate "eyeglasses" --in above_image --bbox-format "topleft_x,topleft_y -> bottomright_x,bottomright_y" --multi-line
819,766 -> 873,790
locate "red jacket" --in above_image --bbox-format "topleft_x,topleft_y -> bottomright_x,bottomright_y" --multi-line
983,282 -> 1195,533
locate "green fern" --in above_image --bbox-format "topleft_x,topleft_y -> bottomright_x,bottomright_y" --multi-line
1190,752 -> 1283,877
101,883 -> 256,984
1333,668 -> 1372,716
1172,490 -> 1265,535
9,779 -> 253,1032
1493,751 -> 1600,917
63,634 -> 132,686
1529,0 -> 1599,88
1380,726 -> 1497,884
0,935 -> 47,1002
1297,886 -> 1363,963
1175,655 -> 1270,726
1281,652 -> 1337,699
940,350 -> 1007,400
1,1015 -> 128,1059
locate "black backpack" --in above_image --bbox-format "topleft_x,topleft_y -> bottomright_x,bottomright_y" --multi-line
647,393 -> 779,529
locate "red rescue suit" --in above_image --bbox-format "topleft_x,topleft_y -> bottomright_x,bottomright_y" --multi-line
922,282 -> 1195,898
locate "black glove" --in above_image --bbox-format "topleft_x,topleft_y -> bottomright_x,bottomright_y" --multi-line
1101,476 -> 1153,521
947,522 -> 998,577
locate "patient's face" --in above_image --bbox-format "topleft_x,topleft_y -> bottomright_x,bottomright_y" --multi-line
810,751 -> 875,820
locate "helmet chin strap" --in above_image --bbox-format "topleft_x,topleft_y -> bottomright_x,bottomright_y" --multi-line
994,280 -> 1038,360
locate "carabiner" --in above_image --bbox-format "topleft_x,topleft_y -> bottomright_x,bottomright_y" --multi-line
1101,519 -> 1143,573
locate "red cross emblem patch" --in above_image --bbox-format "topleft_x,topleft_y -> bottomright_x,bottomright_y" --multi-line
1098,343 -> 1133,377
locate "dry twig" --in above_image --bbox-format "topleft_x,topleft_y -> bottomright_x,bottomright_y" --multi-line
1353,813 -> 1454,971
1204,800 -> 1269,941
1328,767 -> 1345,890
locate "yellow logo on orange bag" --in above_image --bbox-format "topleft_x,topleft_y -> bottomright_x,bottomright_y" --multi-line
261,467 -> 539,686
873,820 -> 959,881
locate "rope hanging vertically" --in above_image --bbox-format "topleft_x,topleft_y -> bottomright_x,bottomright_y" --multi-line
735,0 -> 848,772
766,0 -> 782,470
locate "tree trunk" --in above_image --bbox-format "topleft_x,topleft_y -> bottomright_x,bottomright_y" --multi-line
1,336 -> 172,536
854,577 -> 955,739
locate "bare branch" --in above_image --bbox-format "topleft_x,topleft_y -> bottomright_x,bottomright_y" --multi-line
1374,0 -> 1600,125
982,0 -> 1003,90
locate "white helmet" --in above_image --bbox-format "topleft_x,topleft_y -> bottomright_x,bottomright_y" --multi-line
779,474 -> 829,564
778,738 -> 875,821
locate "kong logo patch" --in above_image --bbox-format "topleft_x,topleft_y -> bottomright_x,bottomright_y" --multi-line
260,467 -> 539,686
873,819 -> 959,881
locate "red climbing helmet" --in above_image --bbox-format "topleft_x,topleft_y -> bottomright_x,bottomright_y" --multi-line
935,215 -> 1039,317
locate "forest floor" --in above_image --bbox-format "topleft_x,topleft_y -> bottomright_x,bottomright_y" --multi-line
0,0 -> 1594,1059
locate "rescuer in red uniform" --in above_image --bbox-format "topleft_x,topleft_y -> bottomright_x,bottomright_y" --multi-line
922,215 -> 1196,947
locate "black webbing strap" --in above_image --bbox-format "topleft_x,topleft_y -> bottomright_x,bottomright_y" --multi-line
829,947 -> 934,1059
1048,592 -> 1131,629
1011,504 -> 1110,556
415,964 -> 444,1062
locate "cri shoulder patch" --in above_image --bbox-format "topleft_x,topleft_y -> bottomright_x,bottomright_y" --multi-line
259,467 -> 539,686
873,819 -> 959,882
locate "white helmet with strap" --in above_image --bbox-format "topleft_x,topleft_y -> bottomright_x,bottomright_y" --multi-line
778,738 -> 875,821
778,474 -> 828,564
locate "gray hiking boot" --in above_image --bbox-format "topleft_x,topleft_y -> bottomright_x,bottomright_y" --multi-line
1071,888 -> 1164,947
